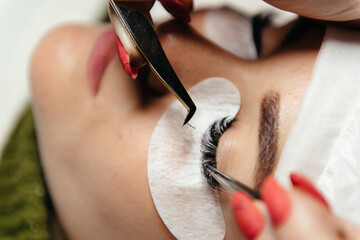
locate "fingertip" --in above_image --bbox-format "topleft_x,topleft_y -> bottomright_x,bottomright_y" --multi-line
116,37 -> 138,80
231,192 -> 265,240
181,0 -> 193,14
290,172 -> 330,210
159,0 -> 192,22
260,177 -> 291,226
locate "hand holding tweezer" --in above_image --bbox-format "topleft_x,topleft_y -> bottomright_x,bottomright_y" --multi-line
109,0 -> 196,125
206,165 -> 260,199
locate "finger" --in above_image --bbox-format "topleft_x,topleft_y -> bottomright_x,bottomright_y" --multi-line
260,176 -> 360,240
260,177 -> 335,239
254,202 -> 276,240
335,217 -> 360,240
231,192 -> 265,239
275,189 -> 337,240
116,37 -> 138,79
179,0 -> 193,13
260,177 -> 292,227
290,172 -> 329,210
262,176 -> 345,240
158,0 -> 192,22
231,192 -> 276,240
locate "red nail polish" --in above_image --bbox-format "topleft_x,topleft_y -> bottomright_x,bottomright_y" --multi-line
260,177 -> 291,226
116,37 -> 138,79
231,192 -> 264,240
290,172 -> 329,210
159,0 -> 191,22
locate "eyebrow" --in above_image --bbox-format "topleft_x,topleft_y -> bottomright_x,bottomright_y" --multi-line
253,92 -> 280,190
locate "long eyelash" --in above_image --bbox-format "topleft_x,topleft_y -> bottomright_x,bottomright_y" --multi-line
200,117 -> 236,190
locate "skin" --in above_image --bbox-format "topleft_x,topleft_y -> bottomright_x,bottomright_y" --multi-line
263,0 -> 360,22
254,188 -> 360,240
30,8 -> 359,240
116,0 -> 360,22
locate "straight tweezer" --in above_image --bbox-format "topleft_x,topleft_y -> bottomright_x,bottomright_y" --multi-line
109,0 -> 196,125
207,165 -> 260,199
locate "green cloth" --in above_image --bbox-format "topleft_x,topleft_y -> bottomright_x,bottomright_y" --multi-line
0,107 -> 51,240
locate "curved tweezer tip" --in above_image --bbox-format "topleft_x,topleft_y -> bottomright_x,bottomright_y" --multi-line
110,2 -> 197,126
183,105 -> 196,126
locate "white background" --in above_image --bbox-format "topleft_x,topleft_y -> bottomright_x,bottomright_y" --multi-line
0,0 -> 293,154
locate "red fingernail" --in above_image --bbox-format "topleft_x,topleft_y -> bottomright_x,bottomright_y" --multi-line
260,177 -> 291,226
231,192 -> 264,240
159,0 -> 191,22
116,37 -> 138,79
290,172 -> 329,210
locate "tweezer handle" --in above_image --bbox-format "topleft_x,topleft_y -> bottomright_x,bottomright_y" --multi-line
114,5 -> 196,124
208,165 -> 260,199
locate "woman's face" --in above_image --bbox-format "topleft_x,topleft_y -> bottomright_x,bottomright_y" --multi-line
30,10 -> 324,240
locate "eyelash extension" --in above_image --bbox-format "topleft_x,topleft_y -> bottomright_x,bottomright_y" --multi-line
200,117 -> 236,190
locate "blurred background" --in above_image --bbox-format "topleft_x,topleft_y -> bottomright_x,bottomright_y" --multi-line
0,0 -> 295,154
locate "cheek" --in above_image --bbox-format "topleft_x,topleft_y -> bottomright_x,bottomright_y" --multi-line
35,104 -> 167,238
29,24 -> 167,238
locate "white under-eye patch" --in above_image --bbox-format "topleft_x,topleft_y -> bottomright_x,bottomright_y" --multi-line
148,77 -> 241,240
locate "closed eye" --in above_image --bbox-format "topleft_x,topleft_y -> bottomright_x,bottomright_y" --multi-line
200,117 -> 236,190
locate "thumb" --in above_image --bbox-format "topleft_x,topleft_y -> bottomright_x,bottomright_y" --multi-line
158,0 -> 193,22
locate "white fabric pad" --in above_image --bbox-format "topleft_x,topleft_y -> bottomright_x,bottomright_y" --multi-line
276,27 -> 360,224
148,77 -> 241,240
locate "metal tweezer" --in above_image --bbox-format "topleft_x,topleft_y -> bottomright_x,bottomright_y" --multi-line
109,0 -> 196,125
206,165 -> 260,199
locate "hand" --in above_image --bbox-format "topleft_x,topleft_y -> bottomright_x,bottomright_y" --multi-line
115,0 -> 193,22
110,0 -> 193,79
263,0 -> 360,22
232,173 -> 360,239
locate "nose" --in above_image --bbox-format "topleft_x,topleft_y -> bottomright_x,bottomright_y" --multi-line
30,25 -> 99,113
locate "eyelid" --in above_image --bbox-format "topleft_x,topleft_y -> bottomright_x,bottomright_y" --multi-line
200,117 -> 236,190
